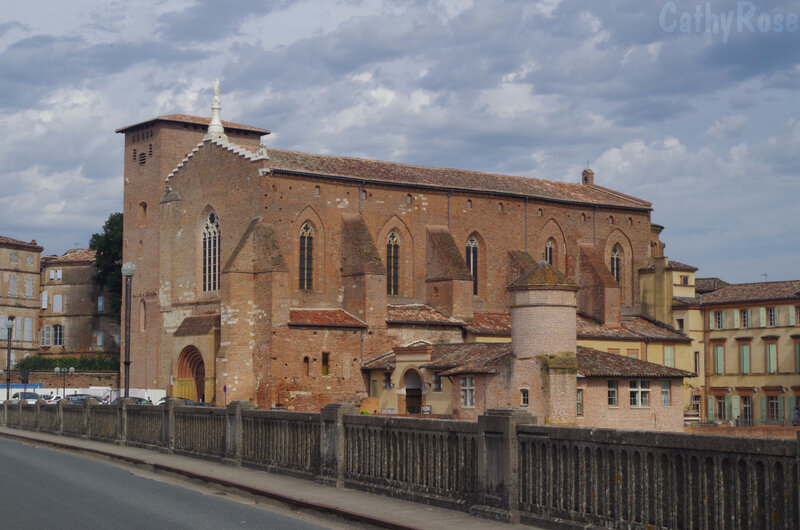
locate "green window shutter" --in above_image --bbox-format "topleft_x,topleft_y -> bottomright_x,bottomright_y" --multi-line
778,396 -> 785,420
708,396 -> 715,421
760,396 -> 767,422
709,311 -> 715,330
788,396 -> 796,420
790,306 -> 797,326
732,395 -> 740,420
721,310 -> 726,329
740,345 -> 750,374
734,310 -> 740,329
759,307 -> 767,327
794,342 -> 800,372
724,395 -> 731,420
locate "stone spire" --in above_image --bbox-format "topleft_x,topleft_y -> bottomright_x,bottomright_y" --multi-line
204,78 -> 228,141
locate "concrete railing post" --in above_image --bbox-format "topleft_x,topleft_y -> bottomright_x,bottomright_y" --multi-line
472,407 -> 536,524
119,398 -> 134,445
57,398 -> 65,435
0,401 -> 5,427
225,400 -> 254,466
84,399 -> 98,439
163,398 -> 184,453
318,402 -> 358,487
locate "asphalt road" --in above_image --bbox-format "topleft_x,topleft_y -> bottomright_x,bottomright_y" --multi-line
0,437 -> 329,529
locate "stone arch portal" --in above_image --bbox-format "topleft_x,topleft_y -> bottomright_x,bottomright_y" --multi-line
403,368 -> 423,414
175,346 -> 206,403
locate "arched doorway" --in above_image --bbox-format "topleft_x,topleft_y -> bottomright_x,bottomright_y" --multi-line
176,346 -> 206,402
404,369 -> 423,414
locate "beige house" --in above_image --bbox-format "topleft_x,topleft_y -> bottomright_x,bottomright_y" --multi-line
0,235 -> 43,367
39,249 -> 120,359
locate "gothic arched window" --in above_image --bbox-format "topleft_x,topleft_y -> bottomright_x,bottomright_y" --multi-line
299,223 -> 314,290
202,211 -> 220,292
466,236 -> 479,295
545,239 -> 555,266
611,245 -> 621,283
386,232 -> 400,295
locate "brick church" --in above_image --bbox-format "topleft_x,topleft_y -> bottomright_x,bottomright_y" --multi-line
117,83 -> 668,414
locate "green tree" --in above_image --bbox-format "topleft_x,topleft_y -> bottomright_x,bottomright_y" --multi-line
89,212 -> 123,320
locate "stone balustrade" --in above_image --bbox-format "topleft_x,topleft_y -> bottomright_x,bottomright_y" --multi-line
1,400 -> 796,528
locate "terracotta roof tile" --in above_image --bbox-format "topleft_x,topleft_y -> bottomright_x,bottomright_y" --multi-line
0,235 -> 42,251
695,277 -> 729,294
289,309 -> 366,329
619,316 -> 691,342
42,249 -> 96,264
361,351 -> 396,371
699,281 -> 800,305
420,343 -> 514,376
464,312 -> 512,335
639,259 -> 698,273
174,315 -> 220,337
386,304 -> 465,326
509,261 -> 578,290
268,148 -> 651,210
576,346 -> 695,378
116,114 -> 270,134
576,314 -> 642,340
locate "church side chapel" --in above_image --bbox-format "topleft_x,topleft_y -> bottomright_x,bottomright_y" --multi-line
118,82 -> 691,429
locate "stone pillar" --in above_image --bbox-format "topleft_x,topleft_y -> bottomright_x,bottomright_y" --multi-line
162,397 -> 184,453
472,407 -> 536,524
57,398 -> 65,435
84,398 -> 99,439
0,401 -> 6,427
224,400 -> 255,466
119,398 -> 134,445
35,399 -> 46,431
318,402 -> 357,487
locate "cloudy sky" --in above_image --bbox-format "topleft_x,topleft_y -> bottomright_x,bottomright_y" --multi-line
1,0 -> 797,283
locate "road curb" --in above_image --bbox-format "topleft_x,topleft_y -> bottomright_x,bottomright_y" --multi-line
0,430 -> 416,530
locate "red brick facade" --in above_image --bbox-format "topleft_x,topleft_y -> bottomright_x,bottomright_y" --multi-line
118,112 -> 661,411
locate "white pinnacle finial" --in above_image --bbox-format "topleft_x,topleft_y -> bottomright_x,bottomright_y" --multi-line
205,78 -> 227,141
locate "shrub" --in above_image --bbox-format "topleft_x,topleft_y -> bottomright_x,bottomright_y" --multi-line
16,355 -> 119,371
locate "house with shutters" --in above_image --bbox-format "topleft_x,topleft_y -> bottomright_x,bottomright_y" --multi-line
0,235 -> 43,367
696,280 -> 800,426
642,256 -> 800,427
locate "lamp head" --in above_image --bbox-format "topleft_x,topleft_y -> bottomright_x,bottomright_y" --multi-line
121,262 -> 137,278
4,317 -> 13,330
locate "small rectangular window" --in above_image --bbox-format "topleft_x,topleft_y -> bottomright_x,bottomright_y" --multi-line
370,380 -> 378,397
383,373 -> 392,390
433,373 -> 442,392
24,278 -> 33,298
768,307 -> 777,327
97,296 -> 105,312
607,380 -> 618,406
9,253 -> 17,263
49,270 -> 55,279
23,318 -> 32,342
716,396 -> 727,420
56,269 -> 62,280
576,389 -> 583,416
664,346 -> 674,367
97,331 -> 104,347
630,380 -> 650,407
661,380 -> 671,406
41,291 -> 48,309
676,318 -> 684,331
740,309 -> 750,328
52,294 -> 62,313
694,351 -> 700,374
715,311 -> 724,330
321,352 -> 329,376
460,376 -> 475,407
520,388 -> 529,406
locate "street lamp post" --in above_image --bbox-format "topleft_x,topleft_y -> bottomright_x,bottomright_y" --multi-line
4,317 -> 14,401
54,366 -> 75,397
121,262 -> 136,399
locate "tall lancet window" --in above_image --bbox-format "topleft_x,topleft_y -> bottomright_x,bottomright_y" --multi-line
610,245 -> 621,283
386,232 -> 400,295
299,223 -> 314,290
203,212 -> 220,292
466,236 -> 479,295
545,239 -> 554,266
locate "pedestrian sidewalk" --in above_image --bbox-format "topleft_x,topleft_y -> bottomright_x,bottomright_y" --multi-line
0,427 -> 521,530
